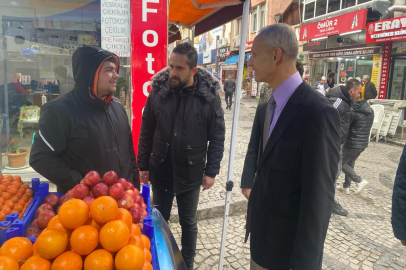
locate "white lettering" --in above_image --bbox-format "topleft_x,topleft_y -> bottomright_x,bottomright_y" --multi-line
146,53 -> 155,74
143,30 -> 158,47
142,0 -> 159,22
392,19 -> 400,30
375,22 -> 382,32
401,18 -> 406,28
143,81 -> 152,97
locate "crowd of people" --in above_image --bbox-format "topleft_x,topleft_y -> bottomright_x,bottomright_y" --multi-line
25,23 -> 405,270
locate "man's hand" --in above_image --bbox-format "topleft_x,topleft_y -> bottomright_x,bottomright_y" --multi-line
241,188 -> 251,199
202,175 -> 215,191
401,240 -> 406,246
139,171 -> 150,184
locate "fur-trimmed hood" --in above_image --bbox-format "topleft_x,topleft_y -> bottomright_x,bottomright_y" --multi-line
151,67 -> 222,103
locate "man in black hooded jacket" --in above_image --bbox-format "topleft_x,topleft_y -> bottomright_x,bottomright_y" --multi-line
137,43 -> 225,270
327,79 -> 362,216
30,47 -> 139,193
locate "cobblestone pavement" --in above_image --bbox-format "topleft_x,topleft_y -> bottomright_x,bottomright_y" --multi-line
169,97 -> 406,269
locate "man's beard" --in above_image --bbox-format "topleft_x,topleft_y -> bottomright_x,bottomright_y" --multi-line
170,73 -> 190,91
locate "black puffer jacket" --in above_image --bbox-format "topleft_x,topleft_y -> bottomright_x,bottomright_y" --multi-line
137,68 -> 225,195
364,81 -> 377,100
344,100 -> 374,149
327,86 -> 351,144
30,46 -> 139,193
392,145 -> 406,241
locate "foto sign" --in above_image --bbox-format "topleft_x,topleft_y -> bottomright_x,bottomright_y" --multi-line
379,43 -> 391,99
366,16 -> 406,44
300,9 -> 367,41
131,0 -> 167,154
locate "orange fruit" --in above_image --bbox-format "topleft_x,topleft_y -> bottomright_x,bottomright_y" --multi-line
142,261 -> 153,270
115,245 -> 145,270
144,248 -> 152,263
58,199 -> 89,229
0,237 -> 33,265
51,251 -> 83,270
130,223 -> 141,236
128,235 -> 144,250
85,218 -> 103,231
140,234 -> 151,250
20,255 -> 51,270
84,249 -> 114,270
70,225 -> 99,255
47,215 -> 73,237
33,241 -> 39,256
99,220 -> 129,252
36,229 -> 68,259
115,208 -> 132,230
0,255 -> 19,270
90,196 -> 118,224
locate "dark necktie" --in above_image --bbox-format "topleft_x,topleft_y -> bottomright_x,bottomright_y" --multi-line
263,95 -> 276,151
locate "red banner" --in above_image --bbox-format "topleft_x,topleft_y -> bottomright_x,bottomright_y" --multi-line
131,0 -> 167,155
379,42 -> 391,99
299,9 -> 367,41
366,16 -> 406,44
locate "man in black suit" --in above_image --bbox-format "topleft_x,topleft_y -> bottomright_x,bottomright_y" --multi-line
224,75 -> 236,110
243,24 -> 341,269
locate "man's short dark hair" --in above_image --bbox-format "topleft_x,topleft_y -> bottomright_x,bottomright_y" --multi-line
295,59 -> 304,77
106,57 -> 117,64
345,79 -> 361,92
172,43 -> 197,69
53,66 -> 67,79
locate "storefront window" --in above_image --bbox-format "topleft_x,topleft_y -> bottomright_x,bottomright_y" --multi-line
0,2 -> 132,174
310,58 -> 324,86
342,0 -> 356,9
315,0 -> 327,17
389,59 -> 406,100
304,2 -> 315,20
328,0 -> 340,13
356,56 -> 373,79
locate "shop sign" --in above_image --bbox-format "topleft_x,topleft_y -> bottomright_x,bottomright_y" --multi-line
309,47 -> 380,59
379,43 -> 391,99
366,16 -> 406,44
218,47 -> 230,61
303,40 -> 327,51
299,9 -> 367,41
371,55 -> 381,88
101,0 -> 131,57
222,64 -> 237,70
203,51 -> 212,64
245,41 -> 253,51
131,0 -> 167,154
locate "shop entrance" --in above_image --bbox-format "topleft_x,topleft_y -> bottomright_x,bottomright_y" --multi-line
389,57 -> 406,100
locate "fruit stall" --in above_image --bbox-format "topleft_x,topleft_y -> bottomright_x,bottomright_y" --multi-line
0,171 -> 176,270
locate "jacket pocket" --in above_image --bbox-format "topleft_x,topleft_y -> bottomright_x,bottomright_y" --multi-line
187,152 -> 206,182
270,139 -> 298,171
157,111 -> 166,131
149,140 -> 169,167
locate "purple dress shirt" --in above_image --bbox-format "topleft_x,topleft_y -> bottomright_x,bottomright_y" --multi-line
269,72 -> 303,136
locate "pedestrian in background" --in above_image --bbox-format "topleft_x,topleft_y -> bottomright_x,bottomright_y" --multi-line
392,145 -> 406,247
338,97 -> 374,195
224,75 -> 235,110
361,75 -> 377,100
314,76 -> 330,96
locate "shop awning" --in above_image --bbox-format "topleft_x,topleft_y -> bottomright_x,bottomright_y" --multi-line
222,55 -> 239,65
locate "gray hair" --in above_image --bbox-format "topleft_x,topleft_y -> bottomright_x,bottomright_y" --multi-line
256,23 -> 298,60
363,75 -> 370,81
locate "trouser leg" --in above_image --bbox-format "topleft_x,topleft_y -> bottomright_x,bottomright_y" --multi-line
152,185 -> 174,222
177,187 -> 200,270
342,147 -> 364,188
334,147 -> 343,187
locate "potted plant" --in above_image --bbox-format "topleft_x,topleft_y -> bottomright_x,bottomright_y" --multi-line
6,139 -> 28,168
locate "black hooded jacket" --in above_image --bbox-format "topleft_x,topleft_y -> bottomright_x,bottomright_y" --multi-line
30,46 -> 139,193
137,67 -> 225,195
327,86 -> 352,145
344,100 -> 374,149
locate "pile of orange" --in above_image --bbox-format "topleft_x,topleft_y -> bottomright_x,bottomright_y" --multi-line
0,196 -> 153,270
0,174 -> 33,221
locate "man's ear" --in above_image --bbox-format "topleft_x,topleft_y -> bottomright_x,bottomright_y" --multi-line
191,67 -> 198,76
274,48 -> 283,64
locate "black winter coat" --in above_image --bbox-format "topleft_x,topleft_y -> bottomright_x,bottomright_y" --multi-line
30,46 -> 139,193
392,145 -> 406,241
327,86 -> 351,144
137,68 -> 225,195
344,100 -> 374,149
364,81 -> 377,100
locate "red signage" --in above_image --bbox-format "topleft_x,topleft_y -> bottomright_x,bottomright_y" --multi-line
366,16 -> 406,44
131,0 -> 167,154
299,9 -> 367,41
379,42 -> 391,99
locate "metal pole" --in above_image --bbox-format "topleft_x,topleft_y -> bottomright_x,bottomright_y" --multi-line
218,0 -> 250,269
215,36 -> 220,74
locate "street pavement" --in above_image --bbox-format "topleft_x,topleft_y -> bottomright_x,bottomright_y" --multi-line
168,96 -> 406,270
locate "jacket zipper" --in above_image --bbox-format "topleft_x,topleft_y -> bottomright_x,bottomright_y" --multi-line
105,108 -> 123,173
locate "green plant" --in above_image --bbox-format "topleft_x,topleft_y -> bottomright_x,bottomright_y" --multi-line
115,77 -> 127,98
8,139 -> 21,153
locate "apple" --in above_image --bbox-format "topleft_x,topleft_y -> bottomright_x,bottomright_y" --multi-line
124,190 -> 135,201
117,178 -> 128,188
140,209 -> 148,218
109,183 -> 124,200
125,182 -> 135,191
25,226 -> 41,237
141,202 -> 147,210
71,184 -> 89,199
129,206 -> 141,223
31,219 -> 39,228
92,183 -> 109,198
83,196 -> 95,207
133,188 -> 140,196
134,195 -> 144,205
83,171 -> 101,187
44,194 -> 60,207
116,194 -> 134,209
36,203 -> 53,216
37,210 -> 55,229
132,203 -> 141,211
59,194 -> 73,206
102,171 -> 118,186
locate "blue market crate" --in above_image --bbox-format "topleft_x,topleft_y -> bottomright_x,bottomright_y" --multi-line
142,184 -> 158,269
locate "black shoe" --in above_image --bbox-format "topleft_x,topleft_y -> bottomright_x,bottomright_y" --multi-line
332,201 -> 348,216
226,106 -> 229,109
